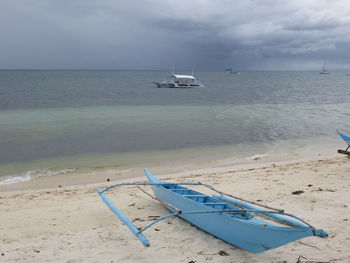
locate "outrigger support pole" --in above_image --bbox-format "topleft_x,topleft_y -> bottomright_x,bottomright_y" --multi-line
96,189 -> 151,247
96,182 -> 191,247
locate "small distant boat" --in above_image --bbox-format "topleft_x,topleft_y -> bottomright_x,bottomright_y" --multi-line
320,62 -> 330,74
337,129 -> 350,155
226,68 -> 240,74
153,74 -> 205,88
97,169 -> 328,253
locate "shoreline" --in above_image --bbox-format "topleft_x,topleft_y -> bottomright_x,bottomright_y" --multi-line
0,133 -> 343,190
0,143 -> 340,192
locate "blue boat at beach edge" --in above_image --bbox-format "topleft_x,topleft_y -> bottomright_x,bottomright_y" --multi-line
97,169 -> 328,253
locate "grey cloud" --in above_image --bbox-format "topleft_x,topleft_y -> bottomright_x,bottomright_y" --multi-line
1,0 -> 350,70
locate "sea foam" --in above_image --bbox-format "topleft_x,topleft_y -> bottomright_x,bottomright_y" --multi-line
0,168 -> 75,185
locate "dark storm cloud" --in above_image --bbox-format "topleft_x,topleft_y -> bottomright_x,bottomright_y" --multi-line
0,0 -> 350,70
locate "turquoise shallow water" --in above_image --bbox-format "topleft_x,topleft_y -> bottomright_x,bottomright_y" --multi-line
0,70 -> 349,183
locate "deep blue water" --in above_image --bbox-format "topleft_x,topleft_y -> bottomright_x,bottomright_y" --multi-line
0,70 -> 350,179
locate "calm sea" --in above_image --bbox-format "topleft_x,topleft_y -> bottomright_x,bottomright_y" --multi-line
1,70 -> 349,184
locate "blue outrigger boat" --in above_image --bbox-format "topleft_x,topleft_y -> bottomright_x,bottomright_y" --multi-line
97,169 -> 328,253
337,129 -> 350,155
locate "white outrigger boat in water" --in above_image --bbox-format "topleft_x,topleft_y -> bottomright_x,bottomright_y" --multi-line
153,74 -> 205,88
320,62 -> 330,74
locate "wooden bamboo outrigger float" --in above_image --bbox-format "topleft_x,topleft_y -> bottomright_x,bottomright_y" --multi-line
337,129 -> 350,156
97,169 -> 328,253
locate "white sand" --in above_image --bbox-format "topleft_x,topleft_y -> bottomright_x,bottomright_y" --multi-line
0,155 -> 349,262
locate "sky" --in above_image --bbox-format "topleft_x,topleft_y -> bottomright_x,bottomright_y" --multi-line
1,0 -> 350,71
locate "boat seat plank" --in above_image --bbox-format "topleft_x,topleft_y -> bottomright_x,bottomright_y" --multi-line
183,195 -> 207,198
204,203 -> 228,206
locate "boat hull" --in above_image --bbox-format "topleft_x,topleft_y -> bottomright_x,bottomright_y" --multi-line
153,82 -> 205,88
145,169 -> 323,253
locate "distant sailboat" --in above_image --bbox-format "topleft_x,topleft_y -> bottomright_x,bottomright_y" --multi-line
320,62 -> 330,74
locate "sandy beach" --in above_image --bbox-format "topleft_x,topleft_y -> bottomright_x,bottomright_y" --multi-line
1,154 -> 349,263
3,0 -> 350,262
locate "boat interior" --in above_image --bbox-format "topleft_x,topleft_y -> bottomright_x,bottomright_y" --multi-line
160,183 -> 304,227
162,184 -> 252,219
